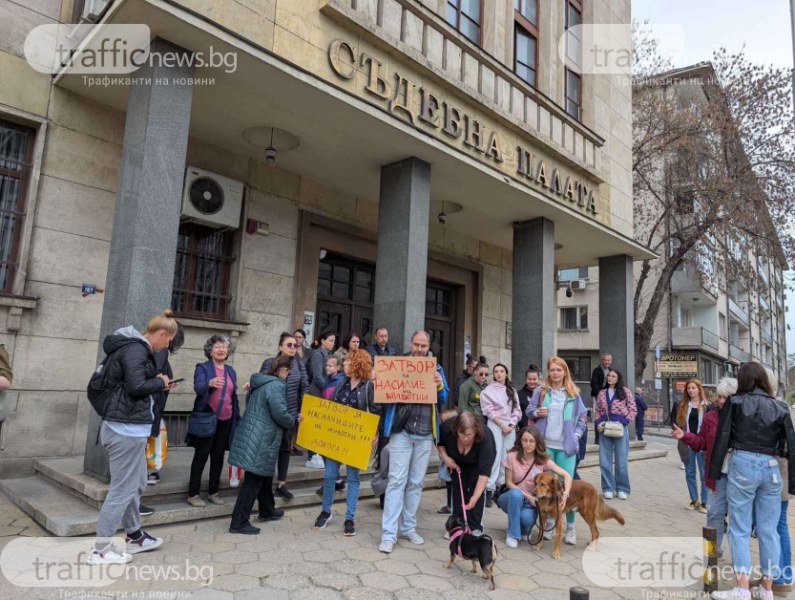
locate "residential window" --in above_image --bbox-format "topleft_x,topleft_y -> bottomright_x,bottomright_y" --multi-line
561,355 -> 591,381
446,0 -> 482,45
513,0 -> 538,86
559,306 -> 588,330
564,1 -> 582,120
172,222 -> 235,319
0,120 -> 34,294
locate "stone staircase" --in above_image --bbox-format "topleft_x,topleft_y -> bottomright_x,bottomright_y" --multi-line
0,435 -> 666,536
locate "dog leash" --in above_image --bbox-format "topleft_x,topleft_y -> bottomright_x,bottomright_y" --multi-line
455,469 -> 472,534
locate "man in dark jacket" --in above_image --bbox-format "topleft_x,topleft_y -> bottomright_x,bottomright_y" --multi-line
634,386 -> 647,441
590,354 -> 612,443
365,327 -> 397,358
91,318 -> 176,566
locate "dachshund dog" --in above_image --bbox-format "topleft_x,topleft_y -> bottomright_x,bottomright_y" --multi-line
443,515 -> 497,590
533,471 -> 625,559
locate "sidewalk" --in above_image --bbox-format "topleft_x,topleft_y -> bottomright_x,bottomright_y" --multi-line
0,437 -> 790,600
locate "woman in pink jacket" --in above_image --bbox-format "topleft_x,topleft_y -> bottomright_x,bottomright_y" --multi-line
480,363 -> 522,507
594,369 -> 637,500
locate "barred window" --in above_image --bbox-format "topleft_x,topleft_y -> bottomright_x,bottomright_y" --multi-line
172,222 -> 235,319
0,121 -> 34,293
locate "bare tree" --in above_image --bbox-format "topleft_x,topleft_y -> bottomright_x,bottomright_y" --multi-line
631,27 -> 795,382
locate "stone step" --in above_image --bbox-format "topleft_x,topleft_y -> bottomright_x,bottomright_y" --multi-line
578,448 -> 668,469
0,472 -> 442,537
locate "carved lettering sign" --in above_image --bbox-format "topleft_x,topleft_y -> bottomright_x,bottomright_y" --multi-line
328,38 -> 599,217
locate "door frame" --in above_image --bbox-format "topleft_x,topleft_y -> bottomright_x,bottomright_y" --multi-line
294,211 -> 481,367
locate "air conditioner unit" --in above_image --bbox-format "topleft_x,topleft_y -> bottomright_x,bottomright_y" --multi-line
570,279 -> 588,291
81,0 -> 110,22
181,166 -> 244,229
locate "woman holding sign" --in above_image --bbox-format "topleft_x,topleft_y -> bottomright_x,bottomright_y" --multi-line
314,349 -> 381,536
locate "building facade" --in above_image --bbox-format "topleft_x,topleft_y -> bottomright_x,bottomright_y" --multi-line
556,63 -> 788,422
0,0 -> 650,476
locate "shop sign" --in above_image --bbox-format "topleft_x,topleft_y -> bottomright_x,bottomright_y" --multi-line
656,353 -> 698,376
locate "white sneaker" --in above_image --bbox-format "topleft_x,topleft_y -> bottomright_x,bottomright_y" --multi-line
306,455 -> 325,469
378,540 -> 393,553
470,529 -> 483,537
680,464 -> 686,470
711,588 -> 751,600
564,524 -> 577,545
505,535 -> 519,549
617,491 -> 628,500
401,531 -> 424,545
603,491 -> 614,499
125,531 -> 164,554
543,518 -> 555,540
87,546 -> 133,565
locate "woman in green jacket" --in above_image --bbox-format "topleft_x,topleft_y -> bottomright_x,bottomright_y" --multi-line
228,356 -> 300,534
457,359 -> 489,419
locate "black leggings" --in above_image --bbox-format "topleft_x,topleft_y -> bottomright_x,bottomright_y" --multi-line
188,418 -> 232,497
451,469 -> 486,531
230,472 -> 275,528
277,427 -> 293,482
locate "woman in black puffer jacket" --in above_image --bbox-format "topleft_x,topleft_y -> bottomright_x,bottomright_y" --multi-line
260,331 -> 308,500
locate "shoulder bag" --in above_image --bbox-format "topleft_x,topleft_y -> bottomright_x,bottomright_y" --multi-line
187,371 -> 227,438
493,460 -> 536,503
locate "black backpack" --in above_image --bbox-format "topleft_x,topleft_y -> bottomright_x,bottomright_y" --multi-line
87,351 -> 119,417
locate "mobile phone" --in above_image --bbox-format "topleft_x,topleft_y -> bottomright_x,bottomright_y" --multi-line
170,378 -> 185,385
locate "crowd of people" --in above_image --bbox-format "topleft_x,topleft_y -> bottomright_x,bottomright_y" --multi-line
85,309 -> 795,600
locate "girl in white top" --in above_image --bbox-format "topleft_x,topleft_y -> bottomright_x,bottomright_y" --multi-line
480,363 -> 522,507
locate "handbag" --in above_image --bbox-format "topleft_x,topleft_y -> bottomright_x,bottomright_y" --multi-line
493,461 -> 536,502
187,373 -> 227,439
603,421 -> 625,438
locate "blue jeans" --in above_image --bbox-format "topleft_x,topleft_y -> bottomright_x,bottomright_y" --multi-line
775,500 -> 792,585
685,448 -> 708,505
727,450 -> 782,576
497,487 -> 537,539
321,457 -> 360,521
706,476 -> 728,554
381,431 -> 433,543
599,425 -> 630,494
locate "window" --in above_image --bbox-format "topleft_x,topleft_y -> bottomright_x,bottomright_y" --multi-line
446,0 -> 482,45
513,0 -> 538,86
0,120 -> 34,294
561,355 -> 591,381
559,306 -> 588,330
564,0 -> 582,120
426,285 -> 453,318
719,312 -> 727,339
558,266 -> 588,282
565,69 -> 581,120
172,223 -> 235,319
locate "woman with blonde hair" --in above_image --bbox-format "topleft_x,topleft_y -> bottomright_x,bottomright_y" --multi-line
675,378 -> 709,512
526,356 -> 587,546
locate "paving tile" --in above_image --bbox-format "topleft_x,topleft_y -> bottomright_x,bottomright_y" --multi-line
359,571 -> 409,591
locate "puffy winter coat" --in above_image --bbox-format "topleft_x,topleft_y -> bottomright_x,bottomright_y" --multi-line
260,354 -> 307,417
228,373 -> 295,476
102,326 -> 164,425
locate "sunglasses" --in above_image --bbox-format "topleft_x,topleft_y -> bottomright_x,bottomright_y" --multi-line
284,342 -> 297,349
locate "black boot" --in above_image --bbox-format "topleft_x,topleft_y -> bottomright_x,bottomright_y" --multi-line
485,490 -> 493,508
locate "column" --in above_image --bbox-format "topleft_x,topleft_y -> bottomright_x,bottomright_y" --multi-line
511,218 -> 555,378
372,157 -> 431,353
83,39 -> 194,481
598,254 -> 635,391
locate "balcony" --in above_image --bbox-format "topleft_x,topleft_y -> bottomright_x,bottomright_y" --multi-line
729,344 -> 751,363
728,298 -> 749,324
671,266 -> 718,304
672,326 -> 720,353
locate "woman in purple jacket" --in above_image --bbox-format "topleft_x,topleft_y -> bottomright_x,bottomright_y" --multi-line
594,369 -> 637,500
526,356 -> 587,546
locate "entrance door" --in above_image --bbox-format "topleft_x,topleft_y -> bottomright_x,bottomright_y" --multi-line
316,253 -> 375,347
425,282 -> 457,380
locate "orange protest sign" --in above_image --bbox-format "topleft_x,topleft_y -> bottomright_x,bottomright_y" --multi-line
373,356 -> 438,403
296,394 -> 380,471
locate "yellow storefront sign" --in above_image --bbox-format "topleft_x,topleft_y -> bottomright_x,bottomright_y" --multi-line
296,394 -> 380,471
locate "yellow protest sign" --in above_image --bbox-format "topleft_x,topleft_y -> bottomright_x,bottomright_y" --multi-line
296,394 -> 380,471
373,355 -> 438,403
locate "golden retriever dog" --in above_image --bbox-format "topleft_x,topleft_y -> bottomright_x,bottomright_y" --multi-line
533,471 -> 625,558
